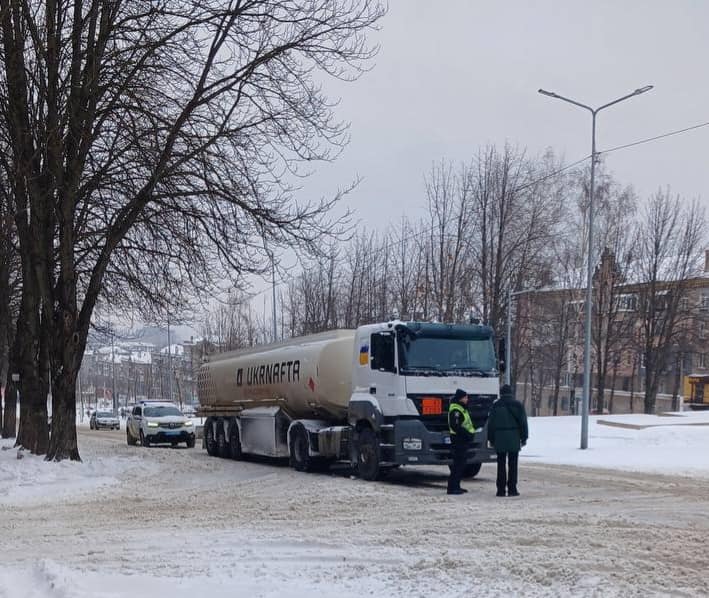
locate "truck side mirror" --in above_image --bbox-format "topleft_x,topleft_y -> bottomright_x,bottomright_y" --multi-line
498,337 -> 506,373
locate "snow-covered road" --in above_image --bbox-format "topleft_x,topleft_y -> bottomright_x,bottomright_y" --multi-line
1,415 -> 709,597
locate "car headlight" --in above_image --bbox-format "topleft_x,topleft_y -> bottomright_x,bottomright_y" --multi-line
147,422 -> 159,428
183,421 -> 193,427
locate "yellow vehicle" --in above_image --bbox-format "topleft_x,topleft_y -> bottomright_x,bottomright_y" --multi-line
684,374 -> 709,410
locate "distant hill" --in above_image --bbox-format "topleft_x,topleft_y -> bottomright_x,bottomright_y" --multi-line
88,324 -> 197,350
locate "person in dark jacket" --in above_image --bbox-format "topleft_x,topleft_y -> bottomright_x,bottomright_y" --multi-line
447,388 -> 476,495
487,384 -> 528,497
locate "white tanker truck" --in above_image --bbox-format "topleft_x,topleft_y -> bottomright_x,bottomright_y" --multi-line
196,320 -> 501,480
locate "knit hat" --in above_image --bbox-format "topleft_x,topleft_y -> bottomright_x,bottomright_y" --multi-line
500,384 -> 513,398
453,388 -> 468,402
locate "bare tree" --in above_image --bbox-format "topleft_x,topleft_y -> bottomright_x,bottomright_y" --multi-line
633,190 -> 705,414
0,0 -> 384,460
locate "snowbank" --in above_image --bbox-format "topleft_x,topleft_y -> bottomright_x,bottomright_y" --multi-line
525,410 -> 709,477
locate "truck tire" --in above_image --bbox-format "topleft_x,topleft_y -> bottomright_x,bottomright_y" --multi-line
448,462 -> 482,478
356,428 -> 381,481
205,417 -> 218,457
216,419 -> 229,458
228,419 -> 243,460
140,430 -> 150,447
126,428 -> 137,446
289,423 -> 313,472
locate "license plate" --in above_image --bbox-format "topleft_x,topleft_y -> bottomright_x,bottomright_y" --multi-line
165,430 -> 179,435
402,438 -> 422,451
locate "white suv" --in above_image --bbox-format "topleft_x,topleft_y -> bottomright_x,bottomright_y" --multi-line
126,402 -> 195,448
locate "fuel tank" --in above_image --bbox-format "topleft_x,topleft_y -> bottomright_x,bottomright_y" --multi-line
197,329 -> 355,421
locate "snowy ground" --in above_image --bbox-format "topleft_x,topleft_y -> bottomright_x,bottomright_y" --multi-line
1,412 -> 708,597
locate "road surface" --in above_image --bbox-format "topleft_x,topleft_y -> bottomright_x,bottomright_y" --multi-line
1,426 -> 707,597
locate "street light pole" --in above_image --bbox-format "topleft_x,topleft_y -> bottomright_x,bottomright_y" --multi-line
111,326 -> 117,414
538,85 -> 653,449
167,316 -> 173,403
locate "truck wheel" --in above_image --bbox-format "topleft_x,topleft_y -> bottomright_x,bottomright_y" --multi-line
126,429 -> 137,446
449,463 -> 482,478
205,418 -> 218,457
216,420 -> 229,458
140,430 -> 150,447
228,419 -> 243,460
186,436 -> 196,449
463,463 -> 482,478
289,424 -> 313,472
356,428 -> 381,481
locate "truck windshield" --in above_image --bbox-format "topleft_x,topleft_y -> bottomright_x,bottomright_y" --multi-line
398,335 -> 496,375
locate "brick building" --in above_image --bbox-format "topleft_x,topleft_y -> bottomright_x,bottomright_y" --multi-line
513,249 -> 709,415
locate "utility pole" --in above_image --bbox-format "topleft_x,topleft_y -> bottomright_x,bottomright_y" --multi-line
111,326 -> 117,414
167,316 -> 173,403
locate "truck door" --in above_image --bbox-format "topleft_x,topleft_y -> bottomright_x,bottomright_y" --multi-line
369,331 -> 398,404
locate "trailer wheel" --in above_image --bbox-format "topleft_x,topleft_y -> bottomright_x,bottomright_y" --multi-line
228,419 -> 243,460
356,428 -> 381,481
205,417 -> 218,457
216,419 -> 229,458
289,423 -> 313,472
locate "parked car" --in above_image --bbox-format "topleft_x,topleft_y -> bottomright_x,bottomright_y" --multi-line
90,410 -> 120,430
126,401 -> 195,448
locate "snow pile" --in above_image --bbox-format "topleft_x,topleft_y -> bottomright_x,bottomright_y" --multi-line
525,410 -> 709,477
0,559 -> 388,598
0,437 -> 154,506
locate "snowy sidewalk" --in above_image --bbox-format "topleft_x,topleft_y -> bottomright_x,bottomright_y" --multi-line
524,410 -> 709,478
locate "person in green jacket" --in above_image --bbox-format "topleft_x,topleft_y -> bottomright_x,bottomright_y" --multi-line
487,384 -> 528,497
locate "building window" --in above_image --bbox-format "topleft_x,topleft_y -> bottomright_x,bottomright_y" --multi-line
616,294 -> 637,312
655,290 -> 669,311
701,295 -> 709,311
679,297 -> 689,311
700,353 -> 707,369
701,323 -> 707,340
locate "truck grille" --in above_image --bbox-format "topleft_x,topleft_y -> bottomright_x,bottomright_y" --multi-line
159,422 -> 182,429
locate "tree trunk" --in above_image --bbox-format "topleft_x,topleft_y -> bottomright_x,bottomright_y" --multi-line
670,355 -> 681,412
46,365 -> 80,462
629,357 -> 636,414
644,363 -> 658,415
14,275 -> 49,454
609,360 -> 618,414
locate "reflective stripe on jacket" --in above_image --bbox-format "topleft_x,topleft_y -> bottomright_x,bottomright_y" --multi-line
448,402 -> 475,435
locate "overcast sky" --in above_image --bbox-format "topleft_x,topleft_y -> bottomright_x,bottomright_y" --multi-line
298,0 -> 709,233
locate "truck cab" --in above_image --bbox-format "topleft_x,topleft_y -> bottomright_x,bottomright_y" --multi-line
347,321 -> 498,479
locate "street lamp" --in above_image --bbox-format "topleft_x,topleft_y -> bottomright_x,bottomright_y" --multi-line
538,85 -> 653,449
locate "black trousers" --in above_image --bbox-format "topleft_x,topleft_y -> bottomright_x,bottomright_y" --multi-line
496,451 -> 519,494
447,440 -> 468,492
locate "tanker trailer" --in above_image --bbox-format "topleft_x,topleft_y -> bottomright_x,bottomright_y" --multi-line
197,320 -> 500,481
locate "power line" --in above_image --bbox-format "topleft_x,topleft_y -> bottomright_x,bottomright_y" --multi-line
246,152 -> 594,301
601,120 -> 709,155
